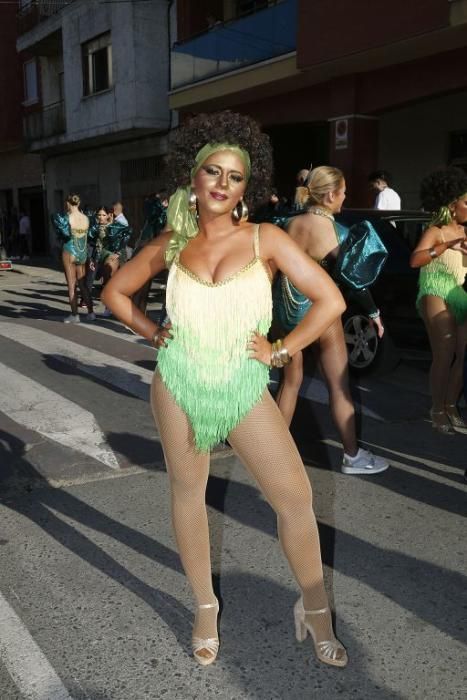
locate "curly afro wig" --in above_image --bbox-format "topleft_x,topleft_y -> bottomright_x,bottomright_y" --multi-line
164,110 -> 273,211
420,167 -> 467,213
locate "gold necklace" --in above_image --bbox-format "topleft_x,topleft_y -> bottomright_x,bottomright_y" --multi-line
308,206 -> 335,221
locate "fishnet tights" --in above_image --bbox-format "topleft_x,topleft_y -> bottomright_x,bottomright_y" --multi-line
277,319 -> 358,456
151,371 -> 337,647
62,251 -> 93,315
420,295 -> 467,409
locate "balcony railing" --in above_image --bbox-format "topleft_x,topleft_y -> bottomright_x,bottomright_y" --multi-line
171,0 -> 297,90
17,0 -> 76,35
23,101 -> 66,143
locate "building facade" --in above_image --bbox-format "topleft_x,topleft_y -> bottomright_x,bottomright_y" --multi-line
170,0 -> 467,207
17,0 -> 175,251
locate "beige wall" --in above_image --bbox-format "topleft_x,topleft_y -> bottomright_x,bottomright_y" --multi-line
378,90 -> 467,208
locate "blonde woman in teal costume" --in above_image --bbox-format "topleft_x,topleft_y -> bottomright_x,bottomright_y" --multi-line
410,167 -> 467,434
103,111 -> 349,668
51,193 -> 95,323
274,166 -> 389,476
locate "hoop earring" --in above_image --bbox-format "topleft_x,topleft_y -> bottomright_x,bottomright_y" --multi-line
188,189 -> 197,213
232,198 -> 249,224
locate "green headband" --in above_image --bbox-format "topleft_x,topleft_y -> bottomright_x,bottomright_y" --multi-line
165,143 -> 251,265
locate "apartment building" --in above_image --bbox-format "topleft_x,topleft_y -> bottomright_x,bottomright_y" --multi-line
17,0 -> 175,250
170,0 -> 467,207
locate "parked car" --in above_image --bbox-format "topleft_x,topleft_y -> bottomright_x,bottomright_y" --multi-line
335,209 -> 431,374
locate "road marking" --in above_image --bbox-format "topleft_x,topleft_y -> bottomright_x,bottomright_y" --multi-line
0,590 -> 74,700
76,318 -> 154,346
0,321 -> 154,401
0,363 -> 119,469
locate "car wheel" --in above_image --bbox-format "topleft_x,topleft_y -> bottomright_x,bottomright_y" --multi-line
343,312 -> 399,375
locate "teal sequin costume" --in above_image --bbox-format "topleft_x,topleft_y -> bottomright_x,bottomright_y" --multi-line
91,221 -> 132,264
273,219 -> 384,332
52,213 -> 91,265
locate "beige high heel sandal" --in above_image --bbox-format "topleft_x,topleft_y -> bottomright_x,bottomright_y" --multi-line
430,409 -> 454,435
192,601 -> 219,667
293,598 -> 348,668
445,404 -> 467,433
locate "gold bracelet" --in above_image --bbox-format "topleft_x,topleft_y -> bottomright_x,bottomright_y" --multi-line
428,247 -> 437,259
270,339 -> 291,368
151,328 -> 160,348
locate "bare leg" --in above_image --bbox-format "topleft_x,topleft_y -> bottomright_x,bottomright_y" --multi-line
445,321 -> 467,406
150,373 -> 217,655
76,263 -> 93,313
62,250 -> 78,314
317,319 -> 358,456
276,350 -> 304,427
420,295 -> 457,413
229,391 -> 346,661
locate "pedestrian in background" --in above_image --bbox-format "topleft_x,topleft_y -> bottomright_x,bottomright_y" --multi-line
131,191 -> 168,316
18,211 -> 31,260
369,170 -> 401,210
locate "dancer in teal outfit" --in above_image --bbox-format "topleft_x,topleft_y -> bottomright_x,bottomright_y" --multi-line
51,193 -> 95,323
273,166 -> 389,476
410,167 -> 467,434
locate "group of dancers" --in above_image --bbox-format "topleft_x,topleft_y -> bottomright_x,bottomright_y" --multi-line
52,195 -> 168,323
53,109 -> 466,668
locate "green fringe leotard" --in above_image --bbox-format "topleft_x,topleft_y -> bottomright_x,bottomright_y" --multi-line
416,234 -> 467,324
157,226 -> 272,452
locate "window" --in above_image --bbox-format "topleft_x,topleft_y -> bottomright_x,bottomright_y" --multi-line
23,58 -> 39,104
236,0 -> 269,16
82,33 -> 112,96
120,156 -> 163,183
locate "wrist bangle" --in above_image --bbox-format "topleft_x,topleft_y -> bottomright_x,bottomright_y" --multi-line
429,246 -> 438,259
270,338 -> 291,368
151,328 -> 160,348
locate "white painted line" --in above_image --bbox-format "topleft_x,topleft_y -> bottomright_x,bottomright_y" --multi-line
0,321 -> 154,401
0,590 -> 74,700
76,319 -> 153,346
0,363 -> 119,469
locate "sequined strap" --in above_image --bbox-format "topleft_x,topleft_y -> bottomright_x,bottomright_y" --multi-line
253,224 -> 260,258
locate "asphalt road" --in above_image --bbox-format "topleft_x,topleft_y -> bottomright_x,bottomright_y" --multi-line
0,263 -> 465,700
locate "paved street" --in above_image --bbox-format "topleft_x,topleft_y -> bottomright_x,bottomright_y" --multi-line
0,263 -> 466,700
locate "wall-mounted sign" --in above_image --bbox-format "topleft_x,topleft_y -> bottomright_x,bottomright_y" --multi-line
335,118 -> 348,150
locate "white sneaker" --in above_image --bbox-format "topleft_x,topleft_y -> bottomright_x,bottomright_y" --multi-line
85,312 -> 96,322
64,314 -> 80,324
342,448 -> 389,475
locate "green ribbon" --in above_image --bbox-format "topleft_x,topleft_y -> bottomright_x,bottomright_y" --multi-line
429,205 -> 453,228
428,190 -> 467,228
165,143 -> 251,265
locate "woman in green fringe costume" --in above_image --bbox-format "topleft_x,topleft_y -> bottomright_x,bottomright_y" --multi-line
410,167 -> 467,434
51,193 -> 95,324
102,111 -> 349,668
